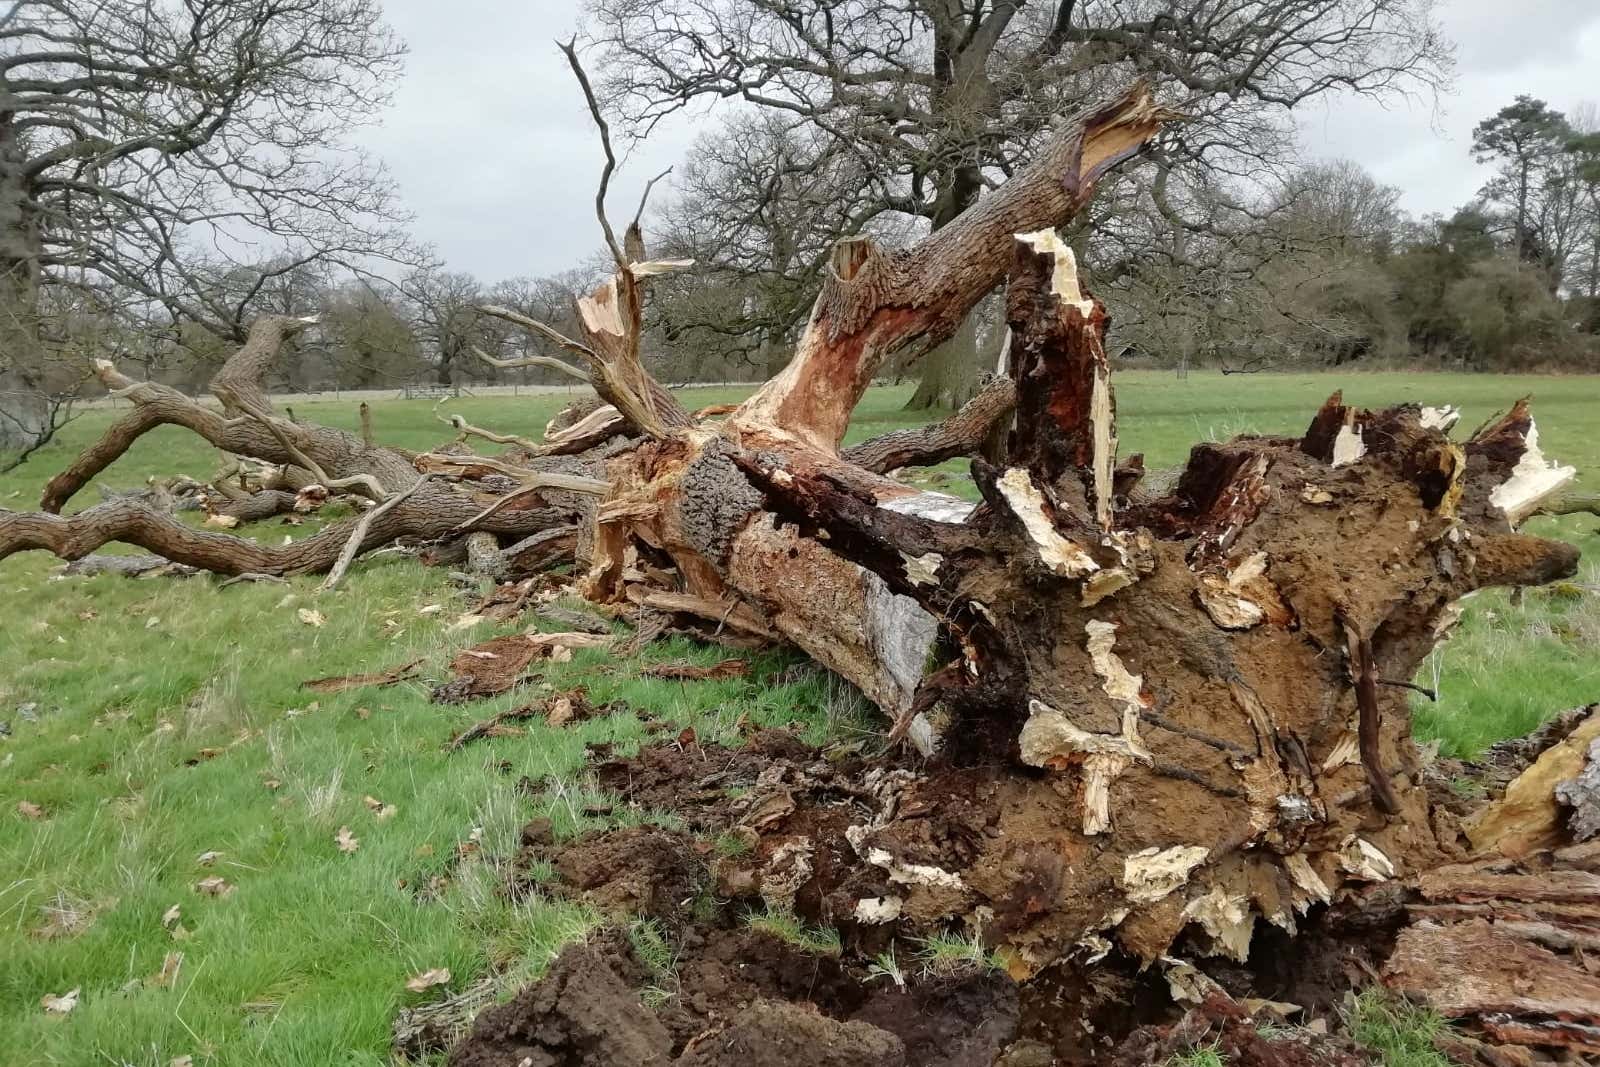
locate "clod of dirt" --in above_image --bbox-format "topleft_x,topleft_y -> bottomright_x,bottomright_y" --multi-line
676,1000 -> 905,1067
432,635 -> 545,703
301,657 -> 421,694
447,943 -> 672,1067
515,826 -> 708,923
1108,995 -> 1373,1066
447,689 -> 615,750
848,975 -> 1019,1067
447,931 -> 1021,1067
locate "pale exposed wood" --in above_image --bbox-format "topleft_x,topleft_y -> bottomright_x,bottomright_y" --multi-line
1469,709 -> 1600,857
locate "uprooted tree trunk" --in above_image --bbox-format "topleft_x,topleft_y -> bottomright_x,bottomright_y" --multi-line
0,79 -> 1585,994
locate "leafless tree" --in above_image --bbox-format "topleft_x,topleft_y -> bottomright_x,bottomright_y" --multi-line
588,0 -> 1453,405
649,114 -> 917,379
401,268 -> 489,387
0,0 -> 424,427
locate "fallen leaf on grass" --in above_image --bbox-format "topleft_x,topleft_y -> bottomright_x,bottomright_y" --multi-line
146,950 -> 184,989
196,850 -> 222,867
405,968 -> 450,993
296,608 -> 326,627
34,893 -> 96,940
446,612 -> 486,633
417,603 -> 443,616
40,988 -> 79,1014
335,826 -> 360,853
641,658 -> 749,681
546,696 -> 575,727
301,658 -> 422,695
171,1056 -> 195,1067
194,876 -> 234,897
17,800 -> 45,819
363,795 -> 397,820
161,903 -> 193,941
262,777 -> 283,791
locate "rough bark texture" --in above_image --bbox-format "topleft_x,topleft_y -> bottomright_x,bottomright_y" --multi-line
844,375 -> 1016,474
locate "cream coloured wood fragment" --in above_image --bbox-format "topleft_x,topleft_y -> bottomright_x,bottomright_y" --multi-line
864,846 -> 965,890
1338,836 -> 1395,881
1488,419 -> 1578,525
1283,854 -> 1332,911
1420,405 -> 1460,431
900,550 -> 943,587
1089,367 -> 1116,530
1019,700 -> 1151,765
878,491 -> 977,525
1331,420 -> 1366,467
1080,753 -> 1127,836
627,257 -> 695,278
1321,731 -> 1361,771
1075,933 -> 1114,965
1301,484 -> 1334,504
1014,229 -> 1095,317
1124,845 -> 1211,903
576,277 -> 626,336
995,468 -> 1098,576
1197,553 -> 1272,630
1085,620 -> 1148,726
853,896 -> 903,923
1182,884 -> 1255,962
1162,957 -> 1228,1004
1080,568 -> 1135,606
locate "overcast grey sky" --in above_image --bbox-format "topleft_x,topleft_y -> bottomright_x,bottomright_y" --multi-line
355,0 -> 1600,282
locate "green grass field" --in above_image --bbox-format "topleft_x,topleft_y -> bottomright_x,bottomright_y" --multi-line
2,371 -> 1596,1066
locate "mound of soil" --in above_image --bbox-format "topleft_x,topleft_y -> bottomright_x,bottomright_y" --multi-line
456,723 -> 1589,1066
1108,995 -> 1373,1067
446,927 -> 1019,1067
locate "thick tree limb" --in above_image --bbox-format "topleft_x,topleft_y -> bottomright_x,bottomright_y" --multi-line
842,375 -> 1017,473
728,82 -> 1176,453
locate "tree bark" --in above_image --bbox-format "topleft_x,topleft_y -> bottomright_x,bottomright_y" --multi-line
904,309 -> 985,410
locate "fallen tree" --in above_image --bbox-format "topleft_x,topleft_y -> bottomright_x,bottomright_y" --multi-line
0,64 -> 1589,1061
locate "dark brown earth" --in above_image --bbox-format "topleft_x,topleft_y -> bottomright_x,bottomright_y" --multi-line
1107,996 -> 1373,1067
447,729 -> 1465,1067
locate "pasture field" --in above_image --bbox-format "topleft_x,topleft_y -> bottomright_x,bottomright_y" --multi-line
2,371 -> 1596,1066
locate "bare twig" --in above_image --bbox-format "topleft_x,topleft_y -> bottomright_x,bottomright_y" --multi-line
472,345 -> 588,382
630,166 -> 674,234
0,392 -> 78,474
320,476 -> 434,591
434,400 -> 542,452
477,306 -> 599,366
558,38 -> 625,271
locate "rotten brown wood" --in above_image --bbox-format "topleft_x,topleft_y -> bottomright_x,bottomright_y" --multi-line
1344,620 -> 1401,816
